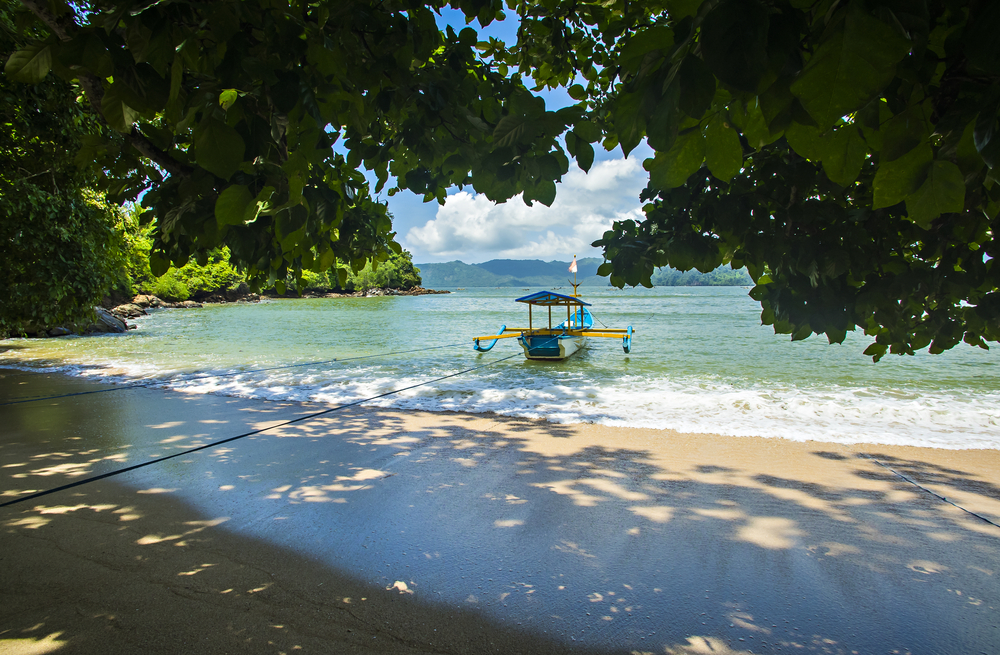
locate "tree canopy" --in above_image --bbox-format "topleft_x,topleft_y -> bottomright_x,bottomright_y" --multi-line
4,0 -> 1000,358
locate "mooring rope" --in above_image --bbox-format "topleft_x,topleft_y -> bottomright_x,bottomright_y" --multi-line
0,342 -> 466,406
0,333 -> 564,509
855,451 -> 1000,530
7,334 -> 994,533
1,352 -> 519,508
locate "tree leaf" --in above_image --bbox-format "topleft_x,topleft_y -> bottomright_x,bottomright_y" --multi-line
58,34 -> 113,78
790,5 -> 910,129
873,143 -> 932,209
700,0 -> 770,92
952,119 -> 985,179
564,130 -> 580,158
568,84 -> 587,101
612,91 -> 645,156
822,126 -> 866,186
905,160 -> 965,228
739,101 -> 781,150
573,121 -> 601,143
964,2 -> 1000,74
5,42 -> 53,83
758,80 -> 795,133
149,252 -> 170,277
645,129 -> 706,189
644,80 -> 680,152
215,184 -> 254,225
534,179 -> 557,207
784,122 -> 825,161
677,55 -> 716,119
194,119 -> 245,180
618,26 -> 674,72
881,102 -> 931,162
575,140 -> 595,172
219,89 -> 238,110
704,114 -> 742,182
101,84 -> 139,133
863,342 -> 888,361
665,0 -> 703,19
81,36 -> 113,78
493,114 -> 536,148
974,103 -> 1000,169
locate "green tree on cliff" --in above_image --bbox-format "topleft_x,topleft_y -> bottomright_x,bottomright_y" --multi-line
348,250 -> 422,291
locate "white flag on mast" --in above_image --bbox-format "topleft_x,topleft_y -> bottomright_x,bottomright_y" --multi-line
568,258 -> 578,273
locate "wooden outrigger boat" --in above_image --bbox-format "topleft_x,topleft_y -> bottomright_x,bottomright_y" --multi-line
473,261 -> 634,361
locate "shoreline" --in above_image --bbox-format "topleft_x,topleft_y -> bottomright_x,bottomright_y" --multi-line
6,287 -> 453,339
1,359 -> 998,452
2,368 -> 999,653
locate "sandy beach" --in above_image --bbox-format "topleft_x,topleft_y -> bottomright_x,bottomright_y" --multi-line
1,367 -> 998,654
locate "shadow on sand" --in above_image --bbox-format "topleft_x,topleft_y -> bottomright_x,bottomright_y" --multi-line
2,368 -> 999,654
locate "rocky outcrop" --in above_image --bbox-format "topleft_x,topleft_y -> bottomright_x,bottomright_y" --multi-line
112,303 -> 147,319
128,295 -> 202,310
131,292 -> 256,308
90,307 -> 129,333
382,286 -> 449,296
266,286 -> 450,299
131,294 -> 170,308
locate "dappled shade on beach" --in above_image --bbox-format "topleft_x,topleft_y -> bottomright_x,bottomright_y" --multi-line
2,369 -> 998,653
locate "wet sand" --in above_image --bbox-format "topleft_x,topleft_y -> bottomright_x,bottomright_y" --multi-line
1,368 -> 998,654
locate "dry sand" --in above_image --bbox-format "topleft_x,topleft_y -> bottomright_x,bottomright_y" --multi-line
1,368 -> 998,654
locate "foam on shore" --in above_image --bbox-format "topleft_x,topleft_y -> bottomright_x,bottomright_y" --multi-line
4,358 -> 998,450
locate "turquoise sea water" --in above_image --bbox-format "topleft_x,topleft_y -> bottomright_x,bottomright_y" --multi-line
2,286 -> 999,449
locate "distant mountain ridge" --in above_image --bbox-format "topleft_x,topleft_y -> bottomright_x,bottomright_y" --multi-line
415,259 -> 752,288
414,258 -> 604,288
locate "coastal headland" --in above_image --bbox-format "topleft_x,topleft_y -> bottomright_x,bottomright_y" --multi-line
1,368 -> 998,654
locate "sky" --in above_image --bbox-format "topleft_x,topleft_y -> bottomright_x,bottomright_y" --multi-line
379,8 -> 653,265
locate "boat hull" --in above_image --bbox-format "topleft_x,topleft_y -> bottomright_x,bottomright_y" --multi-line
518,334 -> 587,361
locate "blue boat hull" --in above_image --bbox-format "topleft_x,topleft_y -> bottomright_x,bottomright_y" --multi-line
518,333 -> 587,360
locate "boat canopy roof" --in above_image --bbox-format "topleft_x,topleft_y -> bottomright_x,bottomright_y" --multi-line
515,290 -> 591,307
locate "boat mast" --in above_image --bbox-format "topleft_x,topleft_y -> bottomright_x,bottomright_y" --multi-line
569,255 -> 580,298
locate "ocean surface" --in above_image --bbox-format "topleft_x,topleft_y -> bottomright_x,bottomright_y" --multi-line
2,286 -> 999,450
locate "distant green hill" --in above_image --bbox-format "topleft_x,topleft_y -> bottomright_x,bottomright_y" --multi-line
415,258 -> 605,288
475,258 -> 602,279
415,259 -> 752,288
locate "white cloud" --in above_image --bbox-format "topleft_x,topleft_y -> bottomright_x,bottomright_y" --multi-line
403,157 -> 647,262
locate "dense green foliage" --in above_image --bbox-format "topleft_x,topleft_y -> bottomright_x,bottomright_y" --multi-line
511,0 -> 999,360
124,217 -> 420,298
113,203 -> 418,299
121,211 -> 244,301
0,181 -> 127,334
0,4 -> 128,335
4,0 -> 572,297
138,249 -> 244,302
6,0 -> 1000,357
346,250 -> 422,291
